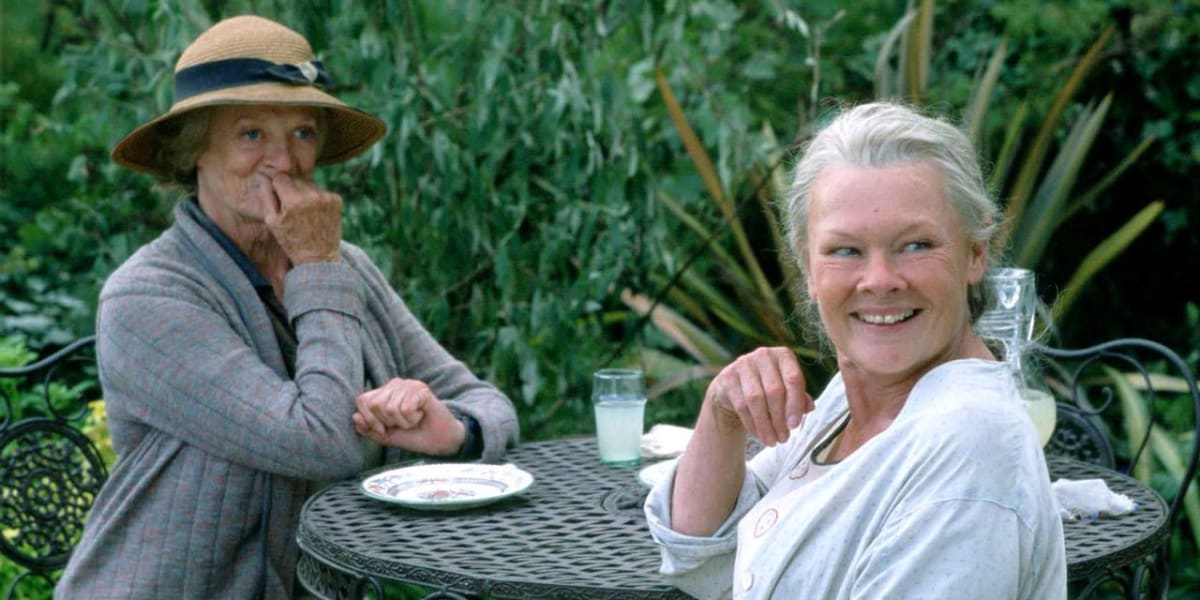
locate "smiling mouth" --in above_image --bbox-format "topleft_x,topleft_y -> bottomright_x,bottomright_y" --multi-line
855,310 -> 918,325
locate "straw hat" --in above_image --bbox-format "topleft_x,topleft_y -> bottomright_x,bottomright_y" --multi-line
111,15 -> 386,177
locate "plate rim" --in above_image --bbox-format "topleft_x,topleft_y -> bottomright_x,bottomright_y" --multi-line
359,462 -> 535,509
637,458 -> 679,489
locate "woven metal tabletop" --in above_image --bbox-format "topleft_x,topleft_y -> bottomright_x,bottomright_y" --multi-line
1046,454 -> 1170,581
298,439 -> 1168,598
298,437 -> 689,599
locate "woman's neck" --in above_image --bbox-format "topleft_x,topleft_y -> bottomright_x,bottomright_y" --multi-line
835,372 -> 910,459
831,327 -> 994,461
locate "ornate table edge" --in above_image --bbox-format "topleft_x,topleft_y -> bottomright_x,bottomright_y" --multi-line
1046,454 -> 1171,583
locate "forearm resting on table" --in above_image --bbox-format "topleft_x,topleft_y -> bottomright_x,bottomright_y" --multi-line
670,401 -> 749,537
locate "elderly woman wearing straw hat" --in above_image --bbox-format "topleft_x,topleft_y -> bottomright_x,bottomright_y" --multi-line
57,15 -> 519,598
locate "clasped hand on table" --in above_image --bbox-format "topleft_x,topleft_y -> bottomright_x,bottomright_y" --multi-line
353,378 -> 467,456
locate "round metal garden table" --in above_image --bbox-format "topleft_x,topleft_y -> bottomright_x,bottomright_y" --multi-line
297,438 -> 1168,599
298,437 -> 687,599
1046,454 -> 1170,585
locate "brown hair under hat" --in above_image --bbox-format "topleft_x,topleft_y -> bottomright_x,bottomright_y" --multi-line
110,15 -> 386,178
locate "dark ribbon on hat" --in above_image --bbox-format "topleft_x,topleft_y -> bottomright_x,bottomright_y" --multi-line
174,58 -> 333,101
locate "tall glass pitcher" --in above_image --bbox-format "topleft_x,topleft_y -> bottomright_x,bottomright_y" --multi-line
976,267 -> 1057,446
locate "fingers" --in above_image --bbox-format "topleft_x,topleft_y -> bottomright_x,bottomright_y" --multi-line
272,173 -> 335,211
385,384 -> 427,429
709,347 -> 810,446
250,175 -> 282,225
264,174 -> 343,264
353,379 -> 468,455
270,174 -> 331,221
375,403 -> 467,457
354,387 -> 389,438
735,358 -> 778,445
778,352 -> 813,429
352,412 -> 376,438
270,173 -> 304,208
355,379 -> 433,439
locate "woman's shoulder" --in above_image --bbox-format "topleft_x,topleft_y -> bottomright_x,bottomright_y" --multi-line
894,360 -> 1041,471
914,359 -> 1013,400
336,241 -> 389,282
102,226 -> 198,292
905,360 -> 1023,421
337,240 -> 371,262
100,220 -> 249,314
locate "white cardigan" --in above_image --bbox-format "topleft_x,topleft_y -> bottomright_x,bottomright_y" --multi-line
644,359 -> 1066,600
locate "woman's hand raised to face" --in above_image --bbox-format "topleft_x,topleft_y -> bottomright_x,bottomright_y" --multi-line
262,173 -> 343,264
353,378 -> 468,456
706,346 -> 814,446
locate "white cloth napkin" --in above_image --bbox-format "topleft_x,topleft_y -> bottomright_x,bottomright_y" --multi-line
641,424 -> 693,459
1051,478 -> 1138,520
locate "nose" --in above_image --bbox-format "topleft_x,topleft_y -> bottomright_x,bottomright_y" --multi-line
858,252 -> 905,294
263,136 -> 295,174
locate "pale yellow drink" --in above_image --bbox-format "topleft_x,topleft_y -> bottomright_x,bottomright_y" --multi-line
1021,388 -> 1057,447
594,397 -> 645,466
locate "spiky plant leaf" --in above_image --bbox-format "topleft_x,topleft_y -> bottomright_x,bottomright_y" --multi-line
1055,201 -> 1164,319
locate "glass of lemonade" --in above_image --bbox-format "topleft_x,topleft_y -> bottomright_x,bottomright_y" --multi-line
1022,387 -> 1058,448
592,368 -> 647,466
977,267 -> 1058,447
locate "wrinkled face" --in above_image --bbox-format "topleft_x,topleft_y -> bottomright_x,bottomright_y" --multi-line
195,104 -> 321,228
804,161 -> 986,382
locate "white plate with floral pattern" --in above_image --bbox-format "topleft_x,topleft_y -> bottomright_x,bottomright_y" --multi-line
360,463 -> 534,510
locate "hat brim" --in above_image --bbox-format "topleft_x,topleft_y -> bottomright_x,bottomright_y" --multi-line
111,82 -> 387,178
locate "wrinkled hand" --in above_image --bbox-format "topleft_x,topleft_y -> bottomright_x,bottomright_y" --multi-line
705,346 -> 813,446
261,173 -> 342,264
353,378 -> 466,456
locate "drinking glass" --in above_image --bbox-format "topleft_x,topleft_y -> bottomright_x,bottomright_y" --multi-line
976,267 -> 1056,446
592,369 -> 647,466
976,267 -> 1037,362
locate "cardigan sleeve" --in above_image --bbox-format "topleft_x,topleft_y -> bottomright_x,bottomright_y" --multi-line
97,259 -> 368,481
638,446 -> 787,600
640,380 -> 845,599
642,453 -> 776,600
342,244 -> 520,462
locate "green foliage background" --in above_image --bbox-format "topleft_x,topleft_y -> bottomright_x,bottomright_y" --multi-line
2,0 -> 1199,597
4,0 -> 1196,433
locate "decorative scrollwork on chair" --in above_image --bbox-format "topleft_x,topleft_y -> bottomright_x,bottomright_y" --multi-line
1046,401 -> 1116,469
0,336 -> 105,600
1034,338 -> 1200,600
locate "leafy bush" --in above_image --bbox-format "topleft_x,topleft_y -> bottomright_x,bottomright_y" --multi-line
5,0 -> 1196,433
0,335 -> 96,421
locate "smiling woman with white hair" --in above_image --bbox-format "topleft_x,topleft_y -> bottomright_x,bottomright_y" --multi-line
644,102 -> 1066,599
57,15 -> 518,598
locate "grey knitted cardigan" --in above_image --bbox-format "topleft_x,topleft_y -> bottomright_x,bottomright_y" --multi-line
57,202 -> 520,598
